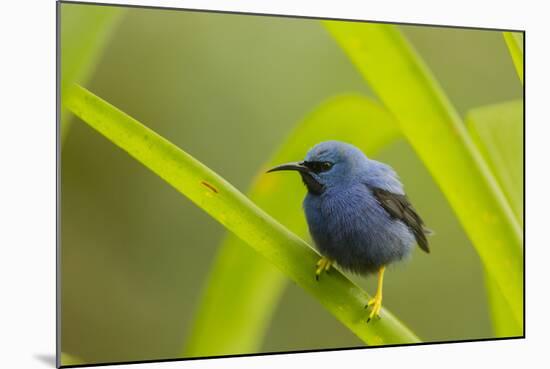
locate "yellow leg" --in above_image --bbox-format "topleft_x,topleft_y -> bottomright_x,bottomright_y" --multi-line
315,256 -> 333,281
366,266 -> 385,322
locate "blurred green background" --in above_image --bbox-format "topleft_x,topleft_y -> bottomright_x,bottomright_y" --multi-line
60,3 -> 522,365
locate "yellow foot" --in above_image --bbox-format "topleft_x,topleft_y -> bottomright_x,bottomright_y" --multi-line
365,294 -> 382,322
364,266 -> 385,323
315,257 -> 333,281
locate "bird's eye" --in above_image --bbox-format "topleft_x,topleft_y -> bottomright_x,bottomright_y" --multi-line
320,162 -> 333,172
303,160 -> 333,173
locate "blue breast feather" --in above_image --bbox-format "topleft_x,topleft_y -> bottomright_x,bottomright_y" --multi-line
303,181 -> 416,275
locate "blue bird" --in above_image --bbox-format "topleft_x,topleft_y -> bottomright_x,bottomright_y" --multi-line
267,140 -> 431,321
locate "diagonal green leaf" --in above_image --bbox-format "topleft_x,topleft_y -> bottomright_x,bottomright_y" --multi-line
64,85 -> 420,352
324,22 -> 523,324
185,95 -> 402,356
60,3 -> 123,143
466,100 -> 524,336
503,32 -> 524,84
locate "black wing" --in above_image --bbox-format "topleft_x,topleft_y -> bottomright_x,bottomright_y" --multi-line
371,187 -> 431,253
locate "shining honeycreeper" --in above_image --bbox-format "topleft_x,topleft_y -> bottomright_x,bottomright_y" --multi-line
267,140 -> 432,322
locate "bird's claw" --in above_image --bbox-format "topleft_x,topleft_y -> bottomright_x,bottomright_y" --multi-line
315,257 -> 333,281
365,295 -> 382,323
366,315 -> 381,323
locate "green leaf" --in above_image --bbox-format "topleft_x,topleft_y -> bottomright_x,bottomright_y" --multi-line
467,100 -> 523,223
184,95 -> 402,356
503,32 -> 524,84
324,22 -> 523,324
466,100 -> 524,336
60,3 -> 123,142
64,85 -> 420,352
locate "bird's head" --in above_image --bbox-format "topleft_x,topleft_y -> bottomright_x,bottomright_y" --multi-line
267,140 -> 368,195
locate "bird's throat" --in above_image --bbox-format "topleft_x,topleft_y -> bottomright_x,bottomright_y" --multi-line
299,172 -> 324,195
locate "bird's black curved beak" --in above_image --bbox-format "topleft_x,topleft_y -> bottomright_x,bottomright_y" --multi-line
266,162 -> 324,195
266,162 -> 310,174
